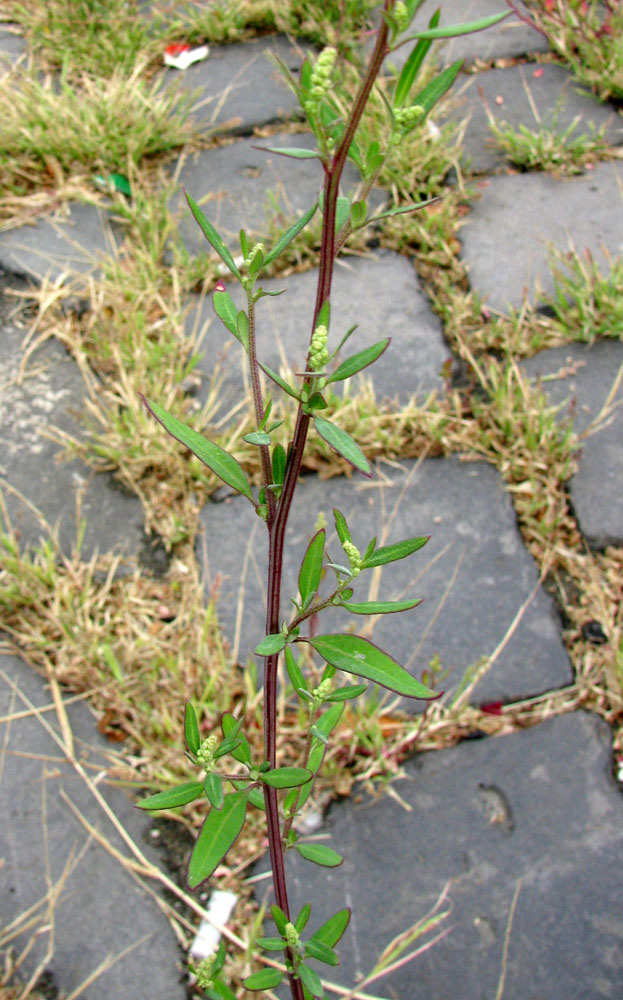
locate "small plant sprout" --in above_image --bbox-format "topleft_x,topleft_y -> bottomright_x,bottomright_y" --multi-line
138,3 -> 508,996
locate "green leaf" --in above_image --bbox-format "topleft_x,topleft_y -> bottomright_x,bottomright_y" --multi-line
328,339 -> 390,383
185,192 -> 241,278
325,683 -> 368,702
259,145 -> 320,159
335,195 -> 351,236
261,767 -> 312,789
243,430 -> 271,446
256,936 -> 286,951
314,702 -> 344,740
187,790 -> 248,888
316,299 -> 330,331
402,10 -> 509,41
243,968 -> 284,990
295,903 -> 312,934
264,203 -> 318,265
271,904 -> 287,935
307,634 -> 439,699
260,362 -> 302,401
272,443 -> 287,485
213,979 -> 237,1000
298,963 -> 324,998
366,197 -> 437,225
298,529 -> 325,607
285,647 -> 308,694
304,938 -> 339,966
204,772 -> 224,810
332,508 -> 352,546
411,59 -> 463,118
249,787 -> 265,810
137,781 -> 203,811
350,199 -> 367,228
341,598 -> 422,614
255,633 -> 287,656
311,908 -> 351,949
213,288 -> 247,349
143,398 -> 254,502
184,702 -> 200,756
394,8 -> 440,107
362,535 -> 429,568
314,417 -> 371,476
296,843 -> 343,867
237,310 -> 249,346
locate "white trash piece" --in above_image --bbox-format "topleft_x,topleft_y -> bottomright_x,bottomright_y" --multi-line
190,889 -> 238,962
164,44 -> 209,70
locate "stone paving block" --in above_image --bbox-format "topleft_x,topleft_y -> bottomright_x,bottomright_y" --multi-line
163,35 -> 305,136
0,649 -> 186,1000
460,161 -> 623,312
385,0 -> 549,73
0,202 -> 122,287
170,131 -> 374,253
0,324 -> 149,564
198,457 -> 571,705
448,62 -> 623,174
270,711 -> 623,999
522,340 -> 623,548
0,22 -> 27,64
188,252 -> 449,417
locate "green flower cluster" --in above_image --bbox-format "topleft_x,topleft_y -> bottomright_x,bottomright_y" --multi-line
305,46 -> 337,114
394,1 -> 409,32
196,734 -> 218,773
308,323 -> 329,372
194,955 -> 216,990
394,104 -> 425,132
343,539 -> 362,576
312,677 -> 334,703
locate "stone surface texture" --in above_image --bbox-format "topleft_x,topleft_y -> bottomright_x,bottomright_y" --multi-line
198,458 -> 571,704
522,340 -> 623,548
190,252 -> 449,416
460,162 -> 623,311
273,712 -> 623,999
0,651 -> 186,1000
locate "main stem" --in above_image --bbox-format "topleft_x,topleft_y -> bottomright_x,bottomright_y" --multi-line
260,9 -> 392,997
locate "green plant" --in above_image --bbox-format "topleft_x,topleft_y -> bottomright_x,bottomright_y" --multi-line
486,110 -> 611,175
135,4 -> 509,997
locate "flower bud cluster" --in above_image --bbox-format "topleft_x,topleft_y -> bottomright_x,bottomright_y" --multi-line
309,323 -> 329,372
197,734 -> 218,773
394,1 -> 409,32
394,105 -> 425,132
312,677 -> 334,702
194,955 -> 215,989
284,921 -> 303,960
244,242 -> 265,271
343,540 -> 362,576
305,47 -> 337,113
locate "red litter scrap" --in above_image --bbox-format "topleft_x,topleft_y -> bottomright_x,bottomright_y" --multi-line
164,42 -> 209,70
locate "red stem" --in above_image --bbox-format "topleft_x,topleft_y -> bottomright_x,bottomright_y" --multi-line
261,9 -> 392,998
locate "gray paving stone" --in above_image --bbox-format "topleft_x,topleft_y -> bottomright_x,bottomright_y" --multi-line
460,161 -> 623,312
385,0 -> 549,73
449,62 -> 623,174
189,252 -> 449,418
198,457 -> 571,705
0,323 -> 148,564
0,202 -> 122,286
522,340 -> 623,548
163,35 -> 305,136
170,131 -> 374,254
270,711 -> 623,999
0,22 -> 27,65
0,649 -> 186,1000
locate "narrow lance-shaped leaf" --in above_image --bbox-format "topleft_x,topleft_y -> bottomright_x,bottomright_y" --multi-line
328,338 -> 390,383
411,59 -> 463,117
394,8 -> 440,107
138,781 -> 204,811
285,646 -> 308,693
311,908 -> 351,948
362,534 -> 429,568
222,712 -> 252,765
259,361 -> 302,401
213,288 -> 247,350
333,507 -> 352,546
184,702 -> 200,755
187,790 -> 248,888
298,529 -> 325,606
142,397 -> 254,502
304,938 -> 339,967
204,772 -> 224,810
263,202 -> 318,265
341,597 -> 422,614
185,192 -> 241,278
257,145 -> 320,159
255,633 -> 287,656
400,10 -> 509,42
243,969 -> 284,991
298,964 -> 323,998
296,843 -> 343,867
314,416 -> 371,476
261,766 -> 313,788
306,634 -> 439,700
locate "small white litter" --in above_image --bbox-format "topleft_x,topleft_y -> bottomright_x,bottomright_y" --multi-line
190,889 -> 238,962
164,44 -> 209,70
